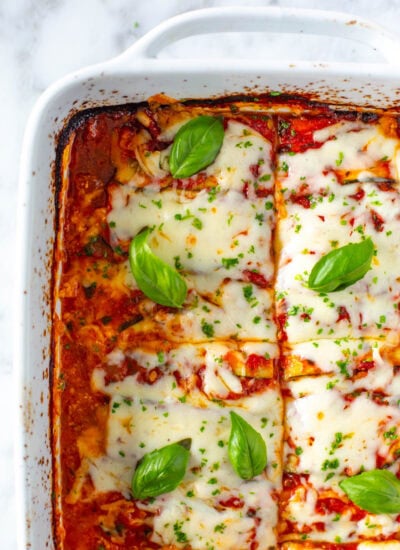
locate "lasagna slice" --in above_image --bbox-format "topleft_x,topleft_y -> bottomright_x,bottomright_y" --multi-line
104,112 -> 278,343
80,343 -> 283,549
280,367 -> 400,545
107,186 -> 276,342
275,115 -> 400,343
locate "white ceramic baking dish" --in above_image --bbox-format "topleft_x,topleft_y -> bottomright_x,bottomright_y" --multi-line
15,7 -> 400,548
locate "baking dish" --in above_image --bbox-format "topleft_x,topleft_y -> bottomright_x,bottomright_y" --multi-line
15,7 -> 400,548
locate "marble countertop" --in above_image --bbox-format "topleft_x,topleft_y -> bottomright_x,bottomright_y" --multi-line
4,0 -> 400,547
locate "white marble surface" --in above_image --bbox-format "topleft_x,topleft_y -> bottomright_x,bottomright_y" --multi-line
4,0 -> 400,547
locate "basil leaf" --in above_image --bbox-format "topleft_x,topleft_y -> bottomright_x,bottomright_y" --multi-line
129,227 -> 187,308
169,116 -> 224,178
339,469 -> 400,514
308,238 -> 374,293
132,438 -> 191,499
228,411 -> 267,480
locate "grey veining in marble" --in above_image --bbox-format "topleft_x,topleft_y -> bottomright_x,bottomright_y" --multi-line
4,0 -> 400,548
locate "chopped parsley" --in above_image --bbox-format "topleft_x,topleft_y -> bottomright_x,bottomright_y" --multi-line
329,432 -> 351,454
335,151 -> 344,166
174,209 -> 192,221
243,285 -> 259,308
222,257 -> 239,269
174,256 -> 183,270
111,402 -> 121,413
201,320 -> 214,338
207,186 -> 220,202
236,140 -> 253,148
321,458 -> 340,471
383,426 -> 398,440
192,217 -> 203,230
255,213 -> 264,225
336,359 -> 350,378
173,521 -> 188,543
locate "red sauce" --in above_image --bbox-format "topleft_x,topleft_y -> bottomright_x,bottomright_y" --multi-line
223,377 -> 272,400
278,115 -> 337,153
246,353 -> 271,373
63,494 -> 159,550
356,360 -> 375,372
238,114 -> 275,143
250,163 -> 261,178
219,496 -> 245,509
349,188 -> 365,201
243,269 -> 269,289
276,312 -> 288,342
290,194 -> 312,208
350,508 -> 367,521
371,209 -> 385,232
175,172 -> 216,190
283,473 -> 309,490
316,498 -> 346,515
336,306 -> 351,323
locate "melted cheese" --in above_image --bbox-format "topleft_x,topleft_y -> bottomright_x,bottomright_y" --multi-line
284,340 -> 400,390
90,366 -> 282,549
150,491 -> 260,549
109,193 -> 273,283
286,374 -> 400,476
204,121 -> 274,193
281,120 -> 400,185
277,138 -> 400,342
109,121 -> 277,342
103,341 -> 277,400
283,374 -> 400,541
123,275 -> 275,342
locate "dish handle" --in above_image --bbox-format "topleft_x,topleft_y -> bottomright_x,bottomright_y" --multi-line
114,7 -> 400,65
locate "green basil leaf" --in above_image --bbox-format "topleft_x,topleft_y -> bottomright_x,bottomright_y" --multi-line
129,227 -> 187,308
132,438 -> 191,499
228,411 -> 267,480
339,469 -> 400,514
308,238 -> 374,293
169,116 -> 224,178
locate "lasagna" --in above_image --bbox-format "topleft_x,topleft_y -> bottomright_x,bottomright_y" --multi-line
53,95 -> 400,549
